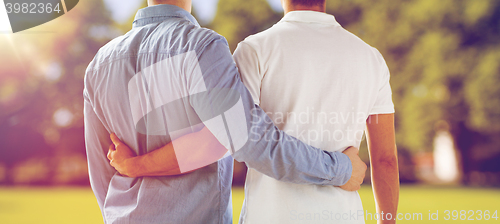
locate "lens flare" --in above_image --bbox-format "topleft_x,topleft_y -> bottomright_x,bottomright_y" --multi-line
0,0 -> 12,33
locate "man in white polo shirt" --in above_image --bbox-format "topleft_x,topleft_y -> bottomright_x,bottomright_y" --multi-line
233,0 -> 399,223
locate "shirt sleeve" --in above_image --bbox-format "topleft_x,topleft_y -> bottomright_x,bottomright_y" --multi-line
83,86 -> 116,220
233,41 -> 262,105
189,35 -> 352,186
369,50 -> 395,115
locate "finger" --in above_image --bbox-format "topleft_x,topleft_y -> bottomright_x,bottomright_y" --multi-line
107,144 -> 115,161
348,187 -> 358,192
343,146 -> 359,155
110,133 -> 121,147
340,185 -> 356,192
343,146 -> 352,152
352,147 -> 360,155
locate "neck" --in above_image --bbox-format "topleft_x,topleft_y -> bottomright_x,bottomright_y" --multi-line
283,4 -> 325,14
148,0 -> 192,13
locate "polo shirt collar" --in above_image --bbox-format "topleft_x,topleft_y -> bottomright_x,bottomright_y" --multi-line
279,11 -> 340,26
133,4 -> 200,28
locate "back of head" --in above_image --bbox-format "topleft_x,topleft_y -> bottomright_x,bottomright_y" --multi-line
290,0 -> 325,7
148,0 -> 191,12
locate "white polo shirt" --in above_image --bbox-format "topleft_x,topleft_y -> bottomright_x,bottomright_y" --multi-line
233,11 -> 395,224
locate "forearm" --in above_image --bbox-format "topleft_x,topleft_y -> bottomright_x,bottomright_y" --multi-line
371,156 -> 400,224
232,116 -> 352,186
127,142 -> 181,177
126,127 -> 227,177
366,114 -> 399,223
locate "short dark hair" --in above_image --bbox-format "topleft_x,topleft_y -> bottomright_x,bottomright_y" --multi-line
291,0 -> 325,6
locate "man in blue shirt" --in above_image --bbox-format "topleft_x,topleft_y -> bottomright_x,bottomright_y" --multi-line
84,1 -> 365,223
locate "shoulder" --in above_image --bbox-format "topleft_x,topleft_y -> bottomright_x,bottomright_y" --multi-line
168,25 -> 229,59
238,24 -> 282,50
369,46 -> 388,71
86,34 -> 127,74
193,27 -> 228,47
190,26 -> 223,41
340,28 -> 386,61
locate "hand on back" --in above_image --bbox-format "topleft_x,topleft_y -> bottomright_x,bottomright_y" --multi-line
340,147 -> 367,191
107,133 -> 137,177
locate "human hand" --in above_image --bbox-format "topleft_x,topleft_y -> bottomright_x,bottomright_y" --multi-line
107,133 -> 137,177
339,147 -> 367,191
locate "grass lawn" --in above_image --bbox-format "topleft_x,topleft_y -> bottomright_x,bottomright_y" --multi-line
0,185 -> 498,223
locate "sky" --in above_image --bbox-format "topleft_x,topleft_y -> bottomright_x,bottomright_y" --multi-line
103,0 -> 283,24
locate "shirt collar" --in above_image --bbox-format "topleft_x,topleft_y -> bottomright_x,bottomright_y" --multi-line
279,11 -> 340,26
133,4 -> 200,28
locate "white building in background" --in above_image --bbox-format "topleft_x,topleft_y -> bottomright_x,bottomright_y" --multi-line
433,130 -> 460,183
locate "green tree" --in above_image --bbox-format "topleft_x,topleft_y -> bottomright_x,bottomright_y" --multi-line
326,0 -> 500,184
211,0 -> 282,51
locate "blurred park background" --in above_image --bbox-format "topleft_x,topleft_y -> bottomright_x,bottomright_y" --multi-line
0,0 -> 499,223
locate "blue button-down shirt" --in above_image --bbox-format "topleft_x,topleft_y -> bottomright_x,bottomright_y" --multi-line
84,4 -> 352,224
